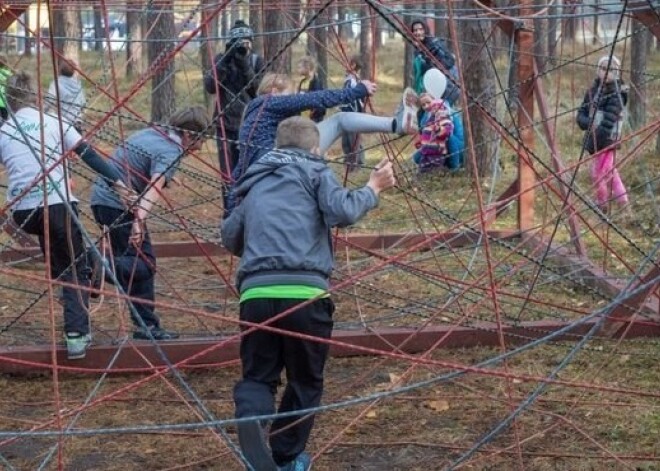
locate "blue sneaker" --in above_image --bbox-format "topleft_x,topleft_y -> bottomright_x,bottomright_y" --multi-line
278,452 -> 311,471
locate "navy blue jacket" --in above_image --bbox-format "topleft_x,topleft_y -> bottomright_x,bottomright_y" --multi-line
232,84 -> 369,183
576,78 -> 627,154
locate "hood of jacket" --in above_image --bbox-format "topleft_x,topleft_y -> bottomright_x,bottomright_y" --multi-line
233,147 -> 324,199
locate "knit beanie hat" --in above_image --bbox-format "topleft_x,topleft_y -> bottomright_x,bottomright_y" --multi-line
597,55 -> 621,79
230,20 -> 253,42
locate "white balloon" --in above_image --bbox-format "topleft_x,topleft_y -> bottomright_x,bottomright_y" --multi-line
423,68 -> 447,100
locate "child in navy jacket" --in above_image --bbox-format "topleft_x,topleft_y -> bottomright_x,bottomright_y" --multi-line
227,73 -> 418,214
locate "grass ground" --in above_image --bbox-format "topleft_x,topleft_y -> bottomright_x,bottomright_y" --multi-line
0,36 -> 658,470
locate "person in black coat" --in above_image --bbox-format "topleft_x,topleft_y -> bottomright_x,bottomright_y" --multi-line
204,20 -> 265,214
576,55 -> 630,212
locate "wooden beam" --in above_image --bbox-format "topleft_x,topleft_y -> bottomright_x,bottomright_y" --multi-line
1,320 -> 658,375
0,231 -> 520,263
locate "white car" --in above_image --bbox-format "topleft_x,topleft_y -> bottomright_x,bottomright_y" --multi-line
82,22 -> 126,52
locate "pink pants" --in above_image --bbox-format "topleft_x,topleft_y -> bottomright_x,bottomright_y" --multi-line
591,149 -> 628,207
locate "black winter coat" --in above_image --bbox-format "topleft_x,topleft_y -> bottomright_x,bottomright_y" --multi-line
576,78 -> 627,154
204,49 -> 266,134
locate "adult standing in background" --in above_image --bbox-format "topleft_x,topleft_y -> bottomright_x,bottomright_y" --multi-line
204,20 -> 265,215
410,18 -> 465,171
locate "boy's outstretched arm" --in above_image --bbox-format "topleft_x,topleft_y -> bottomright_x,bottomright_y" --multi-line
265,81 -> 374,116
317,158 -> 396,228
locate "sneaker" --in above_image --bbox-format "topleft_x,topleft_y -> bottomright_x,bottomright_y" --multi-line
132,326 -> 180,341
394,87 -> 419,135
278,452 -> 312,471
65,332 -> 92,360
237,421 -> 278,471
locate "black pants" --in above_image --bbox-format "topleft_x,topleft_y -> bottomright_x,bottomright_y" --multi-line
216,128 -> 240,217
91,206 -> 159,329
13,203 -> 90,334
234,297 -> 334,466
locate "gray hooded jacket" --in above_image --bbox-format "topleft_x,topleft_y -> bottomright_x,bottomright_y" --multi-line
222,148 -> 379,292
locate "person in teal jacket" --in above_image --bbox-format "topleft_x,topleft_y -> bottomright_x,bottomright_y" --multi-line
410,19 -> 465,170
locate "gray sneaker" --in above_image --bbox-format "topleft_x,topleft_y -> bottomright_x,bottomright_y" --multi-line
394,87 -> 419,135
65,333 -> 92,360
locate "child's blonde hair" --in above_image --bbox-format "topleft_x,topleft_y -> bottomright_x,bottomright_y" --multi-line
276,116 -> 319,152
297,56 -> 316,73
257,73 -> 293,96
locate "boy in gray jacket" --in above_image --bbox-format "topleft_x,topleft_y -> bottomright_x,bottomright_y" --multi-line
222,116 -> 395,471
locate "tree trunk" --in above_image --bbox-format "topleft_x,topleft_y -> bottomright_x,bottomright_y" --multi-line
51,5 -> 80,63
629,22 -> 648,129
263,1 -> 291,73
200,0 -> 219,108
563,0 -> 577,41
533,0 -> 547,73
463,6 -> 497,177
547,0 -> 558,61
374,16 -> 383,49
22,8 -> 31,57
249,0 -> 264,59
402,3 -> 414,87
592,0 -> 599,45
434,1 -> 449,46
307,2 -> 330,86
94,4 -> 104,52
337,2 -> 351,39
126,0 -> 146,78
147,1 -> 176,122
360,3 -> 373,78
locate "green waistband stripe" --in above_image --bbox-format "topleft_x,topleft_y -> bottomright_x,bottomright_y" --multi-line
240,285 -> 328,303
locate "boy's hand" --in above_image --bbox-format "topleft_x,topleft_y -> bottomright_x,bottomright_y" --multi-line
114,181 -> 138,207
129,218 -> 145,247
367,158 -> 396,195
360,80 -> 377,95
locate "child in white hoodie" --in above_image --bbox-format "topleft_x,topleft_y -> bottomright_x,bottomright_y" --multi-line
46,59 -> 86,131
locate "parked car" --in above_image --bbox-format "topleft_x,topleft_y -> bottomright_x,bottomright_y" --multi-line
82,22 -> 126,51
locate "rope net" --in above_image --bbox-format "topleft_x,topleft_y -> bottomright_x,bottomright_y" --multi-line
0,0 -> 658,469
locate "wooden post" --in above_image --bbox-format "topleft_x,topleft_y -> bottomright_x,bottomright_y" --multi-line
516,6 -> 536,234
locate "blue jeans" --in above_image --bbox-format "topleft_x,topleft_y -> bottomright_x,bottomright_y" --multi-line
446,111 -> 465,170
91,206 -> 159,329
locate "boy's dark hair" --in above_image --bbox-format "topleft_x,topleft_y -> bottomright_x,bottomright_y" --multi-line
6,71 -> 36,110
350,55 -> 363,73
58,60 -> 76,77
168,106 -> 211,134
276,116 -> 319,151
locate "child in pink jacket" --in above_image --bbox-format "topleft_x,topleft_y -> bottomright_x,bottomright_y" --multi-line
412,93 -> 453,173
